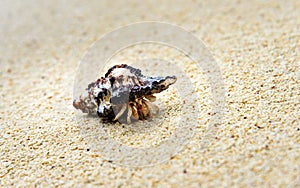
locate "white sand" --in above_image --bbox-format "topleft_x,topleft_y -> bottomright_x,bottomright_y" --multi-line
0,0 -> 299,187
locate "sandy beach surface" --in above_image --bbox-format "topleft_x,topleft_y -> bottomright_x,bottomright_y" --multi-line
0,0 -> 299,187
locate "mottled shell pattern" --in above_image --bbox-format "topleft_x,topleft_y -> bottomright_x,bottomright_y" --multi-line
73,64 -> 177,123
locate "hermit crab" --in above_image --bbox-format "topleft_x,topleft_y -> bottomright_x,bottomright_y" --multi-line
73,64 -> 177,123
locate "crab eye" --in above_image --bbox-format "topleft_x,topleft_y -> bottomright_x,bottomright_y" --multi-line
97,88 -> 107,100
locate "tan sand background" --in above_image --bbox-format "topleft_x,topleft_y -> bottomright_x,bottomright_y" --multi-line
0,0 -> 299,187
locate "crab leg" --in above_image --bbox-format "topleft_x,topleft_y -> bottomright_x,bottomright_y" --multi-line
140,100 -> 150,119
113,103 -> 127,121
131,104 -> 139,120
145,95 -> 156,102
144,99 -> 159,116
127,104 -> 132,124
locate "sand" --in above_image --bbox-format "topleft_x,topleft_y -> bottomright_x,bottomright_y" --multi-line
0,0 -> 299,187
